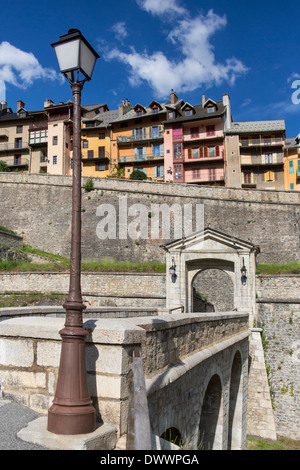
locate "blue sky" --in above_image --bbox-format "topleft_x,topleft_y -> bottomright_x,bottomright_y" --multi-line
1,0 -> 300,137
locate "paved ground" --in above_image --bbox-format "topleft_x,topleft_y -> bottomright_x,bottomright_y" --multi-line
0,399 -> 49,450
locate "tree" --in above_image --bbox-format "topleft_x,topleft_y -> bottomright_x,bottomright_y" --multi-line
129,169 -> 147,180
0,161 -> 10,172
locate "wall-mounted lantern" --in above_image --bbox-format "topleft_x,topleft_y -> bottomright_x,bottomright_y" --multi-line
169,257 -> 177,282
241,258 -> 247,286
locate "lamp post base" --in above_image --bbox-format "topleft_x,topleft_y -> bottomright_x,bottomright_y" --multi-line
48,404 -> 96,436
47,302 -> 96,435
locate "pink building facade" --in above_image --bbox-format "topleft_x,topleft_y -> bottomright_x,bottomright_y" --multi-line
164,94 -> 230,185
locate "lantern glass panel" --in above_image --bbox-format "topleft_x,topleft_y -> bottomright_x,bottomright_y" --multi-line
53,39 -> 80,73
79,40 -> 97,79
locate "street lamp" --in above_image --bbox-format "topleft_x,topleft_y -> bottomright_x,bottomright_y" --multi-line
47,29 -> 99,435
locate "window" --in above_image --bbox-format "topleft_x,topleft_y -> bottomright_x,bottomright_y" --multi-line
190,127 -> 199,138
289,160 -> 294,174
244,172 -> 251,184
297,159 -> 300,176
152,108 -> 158,113
290,183 -> 295,190
15,138 -> 22,149
193,168 -> 200,179
14,155 -> 21,166
95,162 -> 108,171
153,145 -> 160,157
98,133 -> 105,139
185,110 -> 192,116
265,153 -> 273,164
173,143 -> 183,160
199,147 -> 208,158
87,150 -> 94,158
173,127 -> 183,140
83,141 -> 88,148
52,136 -> 58,145
265,170 -> 274,182
206,125 -> 215,136
16,125 -> 23,134
52,155 -> 57,165
207,106 -> 214,113
208,147 -> 215,157
29,129 -> 48,144
174,164 -> 182,180
152,126 -> 160,138
137,111 -> 143,116
98,146 -> 106,158
168,112 -> 174,119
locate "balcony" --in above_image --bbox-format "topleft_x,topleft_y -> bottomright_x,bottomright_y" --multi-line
240,137 -> 283,147
0,129 -> 8,140
0,142 -> 29,152
116,129 -> 163,144
184,148 -> 224,163
241,152 -> 284,166
185,169 -> 225,184
118,150 -> 164,164
183,129 -> 224,142
6,156 -> 29,168
82,149 -> 110,160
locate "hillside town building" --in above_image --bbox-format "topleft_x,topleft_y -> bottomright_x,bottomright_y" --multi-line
0,90 -> 298,190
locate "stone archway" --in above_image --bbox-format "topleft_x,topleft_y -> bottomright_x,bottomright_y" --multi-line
162,227 -> 260,326
192,267 -> 234,312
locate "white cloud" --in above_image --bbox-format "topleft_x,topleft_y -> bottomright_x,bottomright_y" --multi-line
0,41 -> 62,89
105,7 -> 248,98
136,0 -> 187,16
111,22 -> 128,41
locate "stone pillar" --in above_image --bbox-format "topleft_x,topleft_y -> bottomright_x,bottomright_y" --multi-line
247,328 -> 277,440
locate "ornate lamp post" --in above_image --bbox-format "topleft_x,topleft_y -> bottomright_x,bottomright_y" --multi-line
47,29 -> 99,435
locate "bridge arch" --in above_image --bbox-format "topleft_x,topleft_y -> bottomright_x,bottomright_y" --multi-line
228,350 -> 243,450
198,374 -> 223,450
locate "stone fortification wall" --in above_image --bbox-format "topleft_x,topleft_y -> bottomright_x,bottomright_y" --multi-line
256,274 -> 300,440
0,173 -> 299,264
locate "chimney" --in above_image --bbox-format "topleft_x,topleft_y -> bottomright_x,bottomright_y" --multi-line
17,100 -> 25,111
222,93 -> 232,131
170,89 -> 178,105
0,101 -> 7,111
118,99 -> 132,117
44,99 -> 54,108
202,95 -> 206,106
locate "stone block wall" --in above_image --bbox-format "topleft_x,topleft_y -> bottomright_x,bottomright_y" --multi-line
256,274 -> 300,439
0,230 -> 23,250
0,173 -> 299,265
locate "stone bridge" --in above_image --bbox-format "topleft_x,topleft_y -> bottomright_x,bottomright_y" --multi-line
0,228 -> 275,450
0,308 -> 250,450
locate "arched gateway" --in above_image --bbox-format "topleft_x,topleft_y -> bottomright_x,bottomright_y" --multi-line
162,227 -> 260,326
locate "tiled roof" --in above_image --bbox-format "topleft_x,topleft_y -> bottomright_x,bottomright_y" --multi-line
226,120 -> 286,134
163,101 -> 226,124
112,102 -> 169,123
285,136 -> 300,148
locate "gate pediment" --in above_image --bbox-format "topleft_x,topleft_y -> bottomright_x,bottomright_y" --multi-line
162,227 -> 259,255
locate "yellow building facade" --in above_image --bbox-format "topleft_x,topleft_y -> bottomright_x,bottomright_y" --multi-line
81,105 -> 118,179
110,99 -> 167,181
284,136 -> 300,191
